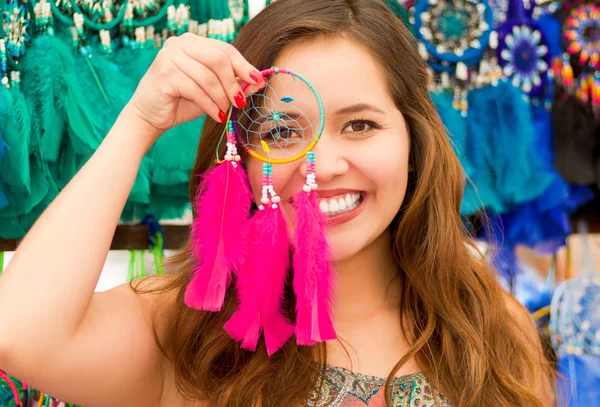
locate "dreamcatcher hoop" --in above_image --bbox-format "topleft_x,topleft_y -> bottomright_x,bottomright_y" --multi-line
414,0 -> 494,65
228,66 -> 325,165
563,3 -> 600,70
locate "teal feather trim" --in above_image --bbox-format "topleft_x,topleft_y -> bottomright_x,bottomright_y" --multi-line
82,50 -> 152,207
20,35 -> 69,164
20,172 -> 59,232
114,45 -> 159,84
0,133 -> 7,209
146,116 -> 205,219
150,116 -> 205,186
29,32 -> 152,210
0,86 -> 31,191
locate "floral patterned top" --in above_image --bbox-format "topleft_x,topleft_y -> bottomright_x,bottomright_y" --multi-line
307,366 -> 451,407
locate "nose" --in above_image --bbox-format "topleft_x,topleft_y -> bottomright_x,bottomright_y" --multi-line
299,133 -> 349,185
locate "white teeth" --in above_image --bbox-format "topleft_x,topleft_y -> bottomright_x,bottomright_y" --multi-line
319,200 -> 329,214
318,193 -> 363,216
329,199 -> 339,212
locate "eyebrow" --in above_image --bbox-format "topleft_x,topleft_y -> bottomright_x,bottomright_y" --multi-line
334,103 -> 385,116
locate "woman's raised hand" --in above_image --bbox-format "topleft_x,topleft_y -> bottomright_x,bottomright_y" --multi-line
126,34 -> 265,141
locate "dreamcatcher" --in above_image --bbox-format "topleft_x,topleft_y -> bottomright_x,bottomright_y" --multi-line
496,0 -> 552,100
560,3 -> 600,116
185,67 -> 335,355
551,2 -> 600,188
415,0 -> 494,115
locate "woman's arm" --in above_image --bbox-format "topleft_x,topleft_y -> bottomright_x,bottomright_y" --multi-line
0,34 -> 260,406
0,109 -> 165,406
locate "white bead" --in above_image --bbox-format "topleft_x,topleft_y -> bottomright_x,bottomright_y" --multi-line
272,204 -> 278,209
310,183 -> 318,190
234,155 -> 241,161
261,197 -> 270,204
272,196 -> 281,203
224,154 -> 233,161
302,185 -> 311,192
258,204 -> 265,210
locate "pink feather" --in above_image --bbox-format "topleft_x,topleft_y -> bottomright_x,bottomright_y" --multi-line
224,207 -> 295,355
292,190 -> 337,345
185,161 -> 252,311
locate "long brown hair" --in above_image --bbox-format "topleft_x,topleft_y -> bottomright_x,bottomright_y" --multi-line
134,1 -> 553,405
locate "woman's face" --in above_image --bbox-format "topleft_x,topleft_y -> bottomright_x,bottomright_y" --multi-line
245,36 -> 410,261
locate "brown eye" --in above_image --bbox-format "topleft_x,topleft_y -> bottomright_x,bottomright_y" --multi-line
351,122 -> 367,132
343,119 -> 381,136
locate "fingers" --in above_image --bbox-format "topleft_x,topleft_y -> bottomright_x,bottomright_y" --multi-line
178,34 -> 265,109
242,80 -> 268,98
216,40 -> 265,85
168,63 -> 224,123
170,51 -> 231,117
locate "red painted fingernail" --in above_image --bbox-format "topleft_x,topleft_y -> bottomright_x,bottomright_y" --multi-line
250,71 -> 262,84
218,110 -> 227,123
234,92 -> 246,109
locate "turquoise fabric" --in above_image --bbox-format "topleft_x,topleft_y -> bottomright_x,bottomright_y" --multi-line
0,0 -> 248,238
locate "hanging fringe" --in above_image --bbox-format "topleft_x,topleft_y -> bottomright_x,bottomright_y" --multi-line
185,161 -> 252,311
150,232 -> 165,275
127,250 -> 146,282
224,206 -> 294,355
127,250 -> 135,282
292,189 -> 336,345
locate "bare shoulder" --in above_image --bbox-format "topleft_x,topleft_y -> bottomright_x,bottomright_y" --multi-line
129,273 -> 180,342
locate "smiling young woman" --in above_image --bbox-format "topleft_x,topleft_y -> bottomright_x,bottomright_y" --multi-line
0,0 -> 554,406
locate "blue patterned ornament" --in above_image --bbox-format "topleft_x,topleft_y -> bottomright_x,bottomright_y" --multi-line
499,25 -> 550,94
496,0 -> 551,97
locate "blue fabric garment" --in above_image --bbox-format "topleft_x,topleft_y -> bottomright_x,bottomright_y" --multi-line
487,105 -> 593,255
433,82 -> 555,216
479,104 -> 592,277
557,354 -> 600,407
433,84 -> 592,279
551,259 -> 600,407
